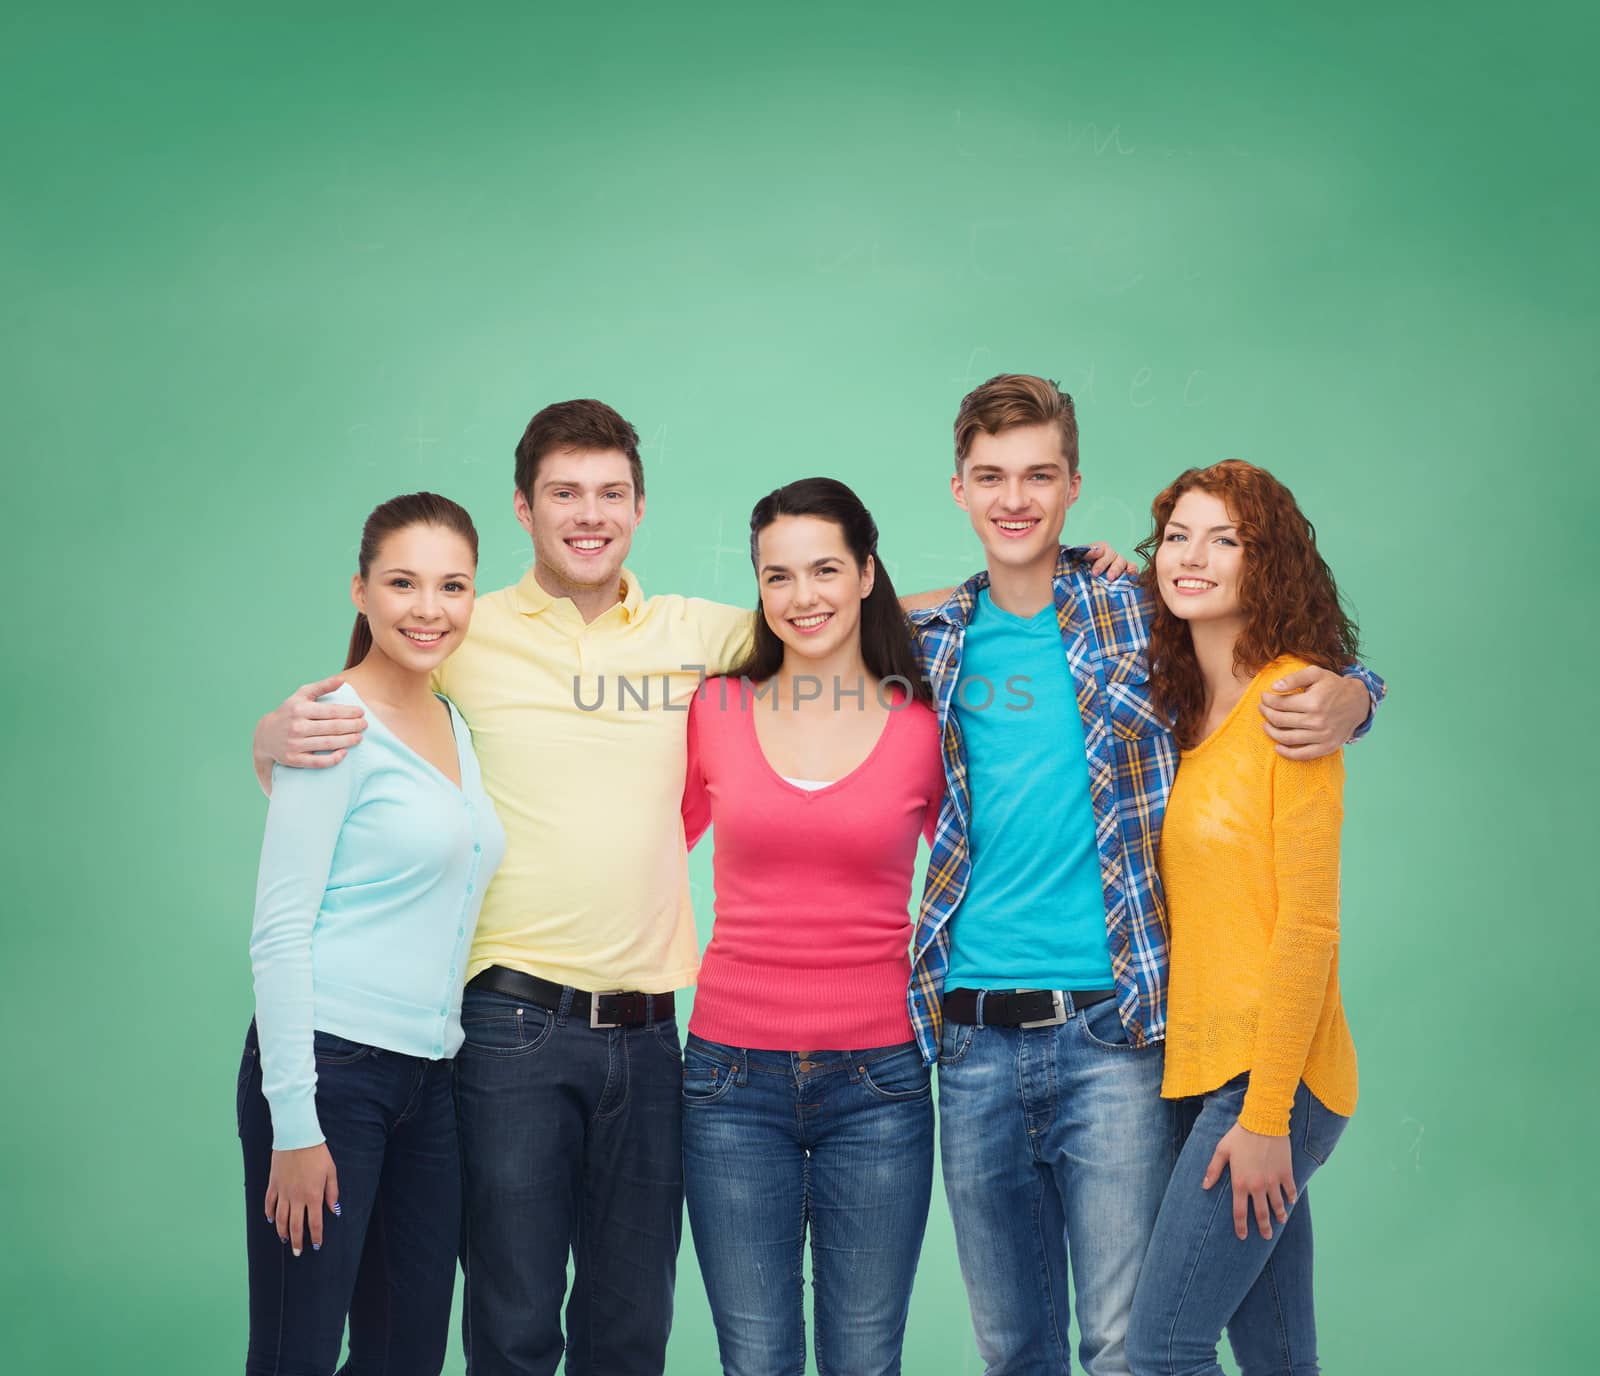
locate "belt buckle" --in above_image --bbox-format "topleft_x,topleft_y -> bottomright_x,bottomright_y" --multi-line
1017,989 -> 1068,1029
590,991 -> 625,1029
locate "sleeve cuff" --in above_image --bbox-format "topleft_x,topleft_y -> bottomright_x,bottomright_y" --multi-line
269,1092 -> 325,1152
1237,1096 -> 1292,1138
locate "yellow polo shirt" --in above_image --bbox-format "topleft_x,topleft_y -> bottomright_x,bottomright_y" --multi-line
434,566 -> 753,992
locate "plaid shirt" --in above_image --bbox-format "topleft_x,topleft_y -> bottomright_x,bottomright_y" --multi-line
905,546 -> 1385,1065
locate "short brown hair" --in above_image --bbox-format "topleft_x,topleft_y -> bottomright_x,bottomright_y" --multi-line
514,399 -> 644,499
954,374 -> 1079,475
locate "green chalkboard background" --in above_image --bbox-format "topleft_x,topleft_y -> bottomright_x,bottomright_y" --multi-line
5,2 -> 1593,1372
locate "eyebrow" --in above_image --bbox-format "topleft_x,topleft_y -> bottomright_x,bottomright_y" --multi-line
966,462 -> 1062,475
759,556 -> 846,574
378,567 -> 475,579
540,477 -> 634,492
1164,521 -> 1237,533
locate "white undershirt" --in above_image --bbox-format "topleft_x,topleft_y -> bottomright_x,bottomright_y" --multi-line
782,777 -> 833,791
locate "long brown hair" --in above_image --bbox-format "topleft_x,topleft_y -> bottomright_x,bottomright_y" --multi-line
1135,460 -> 1359,746
345,492 -> 479,669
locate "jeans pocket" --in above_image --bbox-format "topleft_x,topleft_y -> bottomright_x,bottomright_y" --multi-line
459,1003 -> 554,1058
648,1019 -> 683,1065
1076,997 -> 1145,1052
938,1020 -> 975,1066
681,1042 -> 737,1105
1299,1086 -> 1349,1166
859,1047 -> 932,1102
313,1030 -> 374,1065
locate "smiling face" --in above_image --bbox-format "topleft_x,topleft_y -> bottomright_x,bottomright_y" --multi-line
1154,487 -> 1245,629
755,514 -> 874,667
514,447 -> 643,596
351,523 -> 477,673
952,423 -> 1081,574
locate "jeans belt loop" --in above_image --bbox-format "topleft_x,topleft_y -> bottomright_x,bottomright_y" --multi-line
1018,989 -> 1069,1029
974,988 -> 987,1028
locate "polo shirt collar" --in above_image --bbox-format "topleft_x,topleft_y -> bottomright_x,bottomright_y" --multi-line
512,564 -> 645,623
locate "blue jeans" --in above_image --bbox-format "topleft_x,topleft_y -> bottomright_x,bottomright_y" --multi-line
682,1034 -> 934,1376
453,984 -> 684,1376
237,1021 -> 462,1376
1126,1076 -> 1349,1376
937,996 -> 1178,1376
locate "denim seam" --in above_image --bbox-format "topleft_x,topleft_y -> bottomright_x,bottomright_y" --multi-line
1258,1247 -> 1294,1372
799,1151 -> 813,1376
1162,1158 -> 1237,1373
593,1027 -> 628,1123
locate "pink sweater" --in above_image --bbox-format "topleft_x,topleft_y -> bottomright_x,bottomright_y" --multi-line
683,677 -> 944,1051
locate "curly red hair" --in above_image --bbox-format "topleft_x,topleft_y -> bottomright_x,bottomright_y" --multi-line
1135,460 -> 1360,747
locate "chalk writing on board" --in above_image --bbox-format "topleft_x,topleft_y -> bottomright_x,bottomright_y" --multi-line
951,346 -> 995,391
1402,1116 -> 1425,1173
1063,120 -> 1137,157
815,239 -> 881,275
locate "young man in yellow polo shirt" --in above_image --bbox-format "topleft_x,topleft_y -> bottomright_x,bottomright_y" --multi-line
252,397 -> 1126,1374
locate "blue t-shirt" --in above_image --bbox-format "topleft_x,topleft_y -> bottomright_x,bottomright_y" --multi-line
945,590 -> 1115,990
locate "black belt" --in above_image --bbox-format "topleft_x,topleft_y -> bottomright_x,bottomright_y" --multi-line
942,987 -> 1116,1028
467,966 -> 675,1029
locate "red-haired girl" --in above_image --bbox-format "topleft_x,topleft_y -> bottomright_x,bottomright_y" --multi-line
1127,461 -> 1363,1376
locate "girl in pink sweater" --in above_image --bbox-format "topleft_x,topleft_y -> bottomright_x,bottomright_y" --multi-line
681,478 -> 943,1375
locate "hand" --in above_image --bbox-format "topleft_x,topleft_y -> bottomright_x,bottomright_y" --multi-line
253,675 -> 367,790
1258,666 -> 1369,760
1084,542 -> 1135,580
265,1142 -> 341,1257
1202,1120 -> 1297,1240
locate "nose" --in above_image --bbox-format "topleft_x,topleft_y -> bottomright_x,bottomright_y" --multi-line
411,585 -> 442,619
1179,539 -> 1205,567
1001,477 -> 1030,510
574,494 -> 606,524
790,574 -> 820,608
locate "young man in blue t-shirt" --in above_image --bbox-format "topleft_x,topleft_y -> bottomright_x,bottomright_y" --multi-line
906,374 -> 1383,1376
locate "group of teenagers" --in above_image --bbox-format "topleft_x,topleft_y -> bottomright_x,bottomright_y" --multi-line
238,373 -> 1385,1376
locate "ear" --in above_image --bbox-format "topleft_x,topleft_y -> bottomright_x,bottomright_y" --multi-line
633,492 -> 646,530
951,470 -> 969,512
350,572 -> 367,615
859,553 -> 876,599
513,486 -> 535,539
1063,469 -> 1083,512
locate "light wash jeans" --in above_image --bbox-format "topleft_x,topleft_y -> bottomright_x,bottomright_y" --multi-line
1126,1075 -> 1348,1376
938,995 -> 1178,1375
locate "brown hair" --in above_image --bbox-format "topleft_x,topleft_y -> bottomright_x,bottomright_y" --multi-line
1135,460 -> 1360,747
953,373 -> 1079,475
514,399 -> 644,500
346,492 -> 480,669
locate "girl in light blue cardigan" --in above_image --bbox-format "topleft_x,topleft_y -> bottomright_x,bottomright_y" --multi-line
237,492 -> 505,1376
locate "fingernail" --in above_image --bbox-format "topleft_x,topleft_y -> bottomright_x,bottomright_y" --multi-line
279,1235 -> 288,1245
332,1202 -> 342,1217
313,1243 -> 321,1252
292,1247 -> 302,1257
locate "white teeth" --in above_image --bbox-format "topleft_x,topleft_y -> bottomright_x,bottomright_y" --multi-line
403,630 -> 444,641
996,520 -> 1035,530
569,539 -> 606,550
1174,579 -> 1214,590
792,614 -> 831,628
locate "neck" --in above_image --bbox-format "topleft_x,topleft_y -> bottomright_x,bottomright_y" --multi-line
533,560 -> 623,624
984,550 -> 1057,618
1189,619 -> 1251,714
776,640 -> 873,711
343,649 -> 437,711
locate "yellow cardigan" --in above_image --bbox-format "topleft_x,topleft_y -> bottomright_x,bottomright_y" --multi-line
1158,656 -> 1357,1135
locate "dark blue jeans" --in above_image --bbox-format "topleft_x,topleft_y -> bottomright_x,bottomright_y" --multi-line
237,1021 -> 462,1376
453,985 -> 684,1376
1126,1076 -> 1349,1376
681,1035 -> 934,1376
